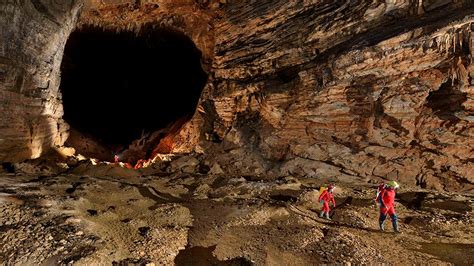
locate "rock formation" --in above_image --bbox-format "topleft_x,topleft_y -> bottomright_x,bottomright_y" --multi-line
0,0 -> 473,191
0,0 -> 81,161
201,0 -> 474,191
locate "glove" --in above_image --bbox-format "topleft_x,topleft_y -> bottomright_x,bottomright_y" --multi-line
319,200 -> 324,205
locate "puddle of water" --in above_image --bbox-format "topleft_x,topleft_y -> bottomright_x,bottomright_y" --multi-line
174,245 -> 252,266
415,242 -> 474,265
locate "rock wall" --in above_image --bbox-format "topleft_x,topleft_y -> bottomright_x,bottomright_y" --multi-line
0,0 -> 81,162
0,0 -> 473,191
189,0 -> 474,191
0,0 -> 216,162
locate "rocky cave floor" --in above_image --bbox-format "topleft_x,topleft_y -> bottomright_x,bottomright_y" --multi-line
0,158 -> 473,265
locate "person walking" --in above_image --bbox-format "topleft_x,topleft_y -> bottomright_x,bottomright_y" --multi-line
377,181 -> 400,232
319,184 -> 336,220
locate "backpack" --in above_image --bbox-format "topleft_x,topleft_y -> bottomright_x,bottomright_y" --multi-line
319,185 -> 328,204
319,184 -> 328,195
375,183 -> 385,205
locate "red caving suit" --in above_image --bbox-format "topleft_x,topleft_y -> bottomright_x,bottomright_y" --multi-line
319,190 -> 336,213
379,188 -> 396,215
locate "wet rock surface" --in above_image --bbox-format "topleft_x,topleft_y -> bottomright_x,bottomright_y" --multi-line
0,165 -> 473,265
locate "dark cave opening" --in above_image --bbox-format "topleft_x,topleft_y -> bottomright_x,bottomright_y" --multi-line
59,25 -> 208,157
426,79 -> 467,121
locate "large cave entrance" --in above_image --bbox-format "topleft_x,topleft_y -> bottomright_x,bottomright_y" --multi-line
59,25 -> 208,162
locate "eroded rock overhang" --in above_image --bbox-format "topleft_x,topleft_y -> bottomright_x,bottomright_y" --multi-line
206,0 -> 474,191
0,0 -> 473,191
0,0 -> 218,163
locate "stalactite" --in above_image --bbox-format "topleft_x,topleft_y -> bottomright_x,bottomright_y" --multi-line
449,57 -> 468,86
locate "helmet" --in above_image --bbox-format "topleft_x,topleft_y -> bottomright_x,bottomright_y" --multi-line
387,181 -> 399,189
327,184 -> 335,190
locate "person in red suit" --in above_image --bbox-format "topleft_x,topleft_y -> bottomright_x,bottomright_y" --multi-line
318,184 -> 336,220
376,181 -> 400,232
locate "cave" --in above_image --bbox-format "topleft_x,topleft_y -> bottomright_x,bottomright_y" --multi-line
1,1 -> 474,264
426,78 -> 467,121
59,25 -> 208,158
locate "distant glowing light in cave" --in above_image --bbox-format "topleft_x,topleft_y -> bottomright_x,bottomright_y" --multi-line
59,25 -> 208,162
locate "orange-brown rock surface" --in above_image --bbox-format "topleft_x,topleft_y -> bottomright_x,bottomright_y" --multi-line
1,0 -> 473,191
190,0 -> 474,192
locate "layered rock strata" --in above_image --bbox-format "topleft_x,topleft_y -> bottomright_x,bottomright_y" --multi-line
0,0 -> 473,191
190,0 -> 474,191
0,0 -> 81,161
0,0 -> 216,162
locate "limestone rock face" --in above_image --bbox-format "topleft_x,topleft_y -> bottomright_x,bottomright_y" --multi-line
0,0 -> 473,191
195,0 -> 474,190
0,0 -> 81,161
0,0 -> 215,162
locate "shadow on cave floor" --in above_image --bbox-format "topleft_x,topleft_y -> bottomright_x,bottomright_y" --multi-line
174,245 -> 252,266
412,242 -> 474,266
0,172 -> 473,265
397,192 -> 472,213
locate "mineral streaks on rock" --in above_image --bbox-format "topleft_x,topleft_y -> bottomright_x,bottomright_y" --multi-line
0,0 -> 216,162
79,0 -> 217,65
205,0 -> 474,190
0,0 -> 473,190
74,0 -> 217,160
0,0 -> 81,161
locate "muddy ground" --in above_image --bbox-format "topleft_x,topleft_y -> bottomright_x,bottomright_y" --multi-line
0,163 -> 473,265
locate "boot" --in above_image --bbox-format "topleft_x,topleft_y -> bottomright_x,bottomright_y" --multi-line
325,212 -> 331,220
392,218 -> 399,233
320,211 -> 324,218
379,213 -> 386,231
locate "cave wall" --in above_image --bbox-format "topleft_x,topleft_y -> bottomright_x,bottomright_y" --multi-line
0,0 -> 81,162
71,0 -> 217,161
0,0 -> 216,162
0,0 -> 473,190
192,0 -> 474,190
